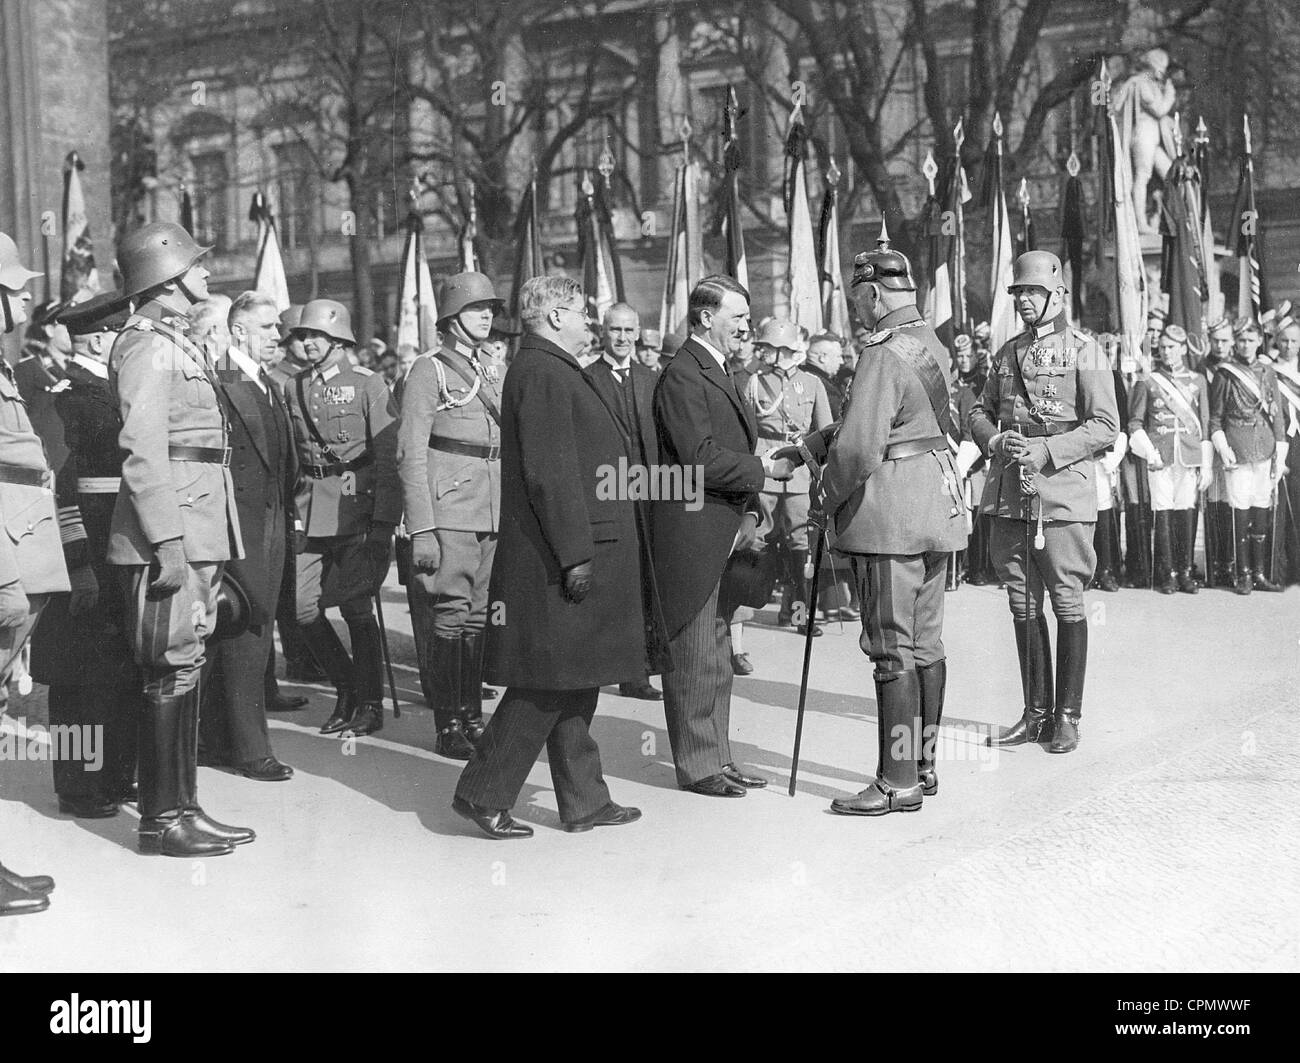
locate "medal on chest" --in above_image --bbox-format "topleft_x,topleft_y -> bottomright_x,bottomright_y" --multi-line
324,385 -> 356,404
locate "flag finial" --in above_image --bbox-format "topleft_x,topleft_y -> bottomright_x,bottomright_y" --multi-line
877,214 -> 891,250
1017,177 -> 1030,209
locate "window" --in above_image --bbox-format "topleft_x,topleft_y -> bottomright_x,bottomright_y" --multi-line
935,54 -> 970,128
274,141 -> 315,250
191,152 -> 228,250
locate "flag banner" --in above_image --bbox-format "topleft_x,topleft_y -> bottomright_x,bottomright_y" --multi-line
945,122 -> 972,334
1108,104 -> 1149,357
1160,151 -> 1209,361
719,85 -> 748,289
249,192 -> 290,313
576,169 -> 623,323
985,116 -> 1018,353
817,166 -> 851,339
61,152 -> 101,304
659,161 -> 690,339
1061,162 -> 1086,321
1232,117 -> 1266,324
396,209 -> 438,353
510,177 -> 545,321
784,103 -> 822,334
180,186 -> 194,237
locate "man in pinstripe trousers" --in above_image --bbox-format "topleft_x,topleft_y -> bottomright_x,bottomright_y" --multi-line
651,276 -> 795,798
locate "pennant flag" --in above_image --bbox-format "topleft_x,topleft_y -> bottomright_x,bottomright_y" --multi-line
718,85 -> 748,288
459,180 -> 480,273
1232,115 -> 1265,324
983,114 -> 1018,353
576,163 -> 624,323
179,184 -> 194,236
510,175 -> 545,321
1015,178 -> 1037,257
1060,149 -> 1086,321
396,208 -> 438,353
817,156 -> 852,339
60,151 -> 101,304
1105,64 -> 1149,354
1159,124 -> 1210,361
249,192 -> 290,313
947,119 -> 972,334
918,149 -> 952,331
784,101 -> 822,334
1193,117 -> 1224,324
659,127 -> 702,340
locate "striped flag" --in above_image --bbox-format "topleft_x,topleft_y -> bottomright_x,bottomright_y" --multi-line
60,152 -> 101,304
983,114 -> 1018,353
249,192 -> 290,313
1160,138 -> 1210,361
947,119 -> 971,334
719,85 -> 748,288
1193,117 -> 1224,324
818,156 -> 851,339
1232,115 -> 1264,324
919,150 -> 951,330
659,149 -> 701,339
396,208 -> 438,352
784,101 -> 822,334
576,166 -> 623,323
510,175 -> 545,322
1106,68 -> 1149,354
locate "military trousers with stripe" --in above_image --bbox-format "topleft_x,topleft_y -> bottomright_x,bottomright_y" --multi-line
847,552 -> 948,681
123,562 -> 222,698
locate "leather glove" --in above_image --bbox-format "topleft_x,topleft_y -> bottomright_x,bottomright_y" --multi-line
1275,442 -> 1290,484
990,430 -> 1026,461
411,530 -> 441,575
1016,439 -> 1051,475
68,564 -> 100,616
733,511 -> 759,552
0,580 -> 30,628
561,560 -> 593,604
148,538 -> 187,598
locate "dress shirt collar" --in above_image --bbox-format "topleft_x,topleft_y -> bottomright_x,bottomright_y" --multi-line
70,354 -> 109,380
224,345 -> 268,392
691,333 -> 728,370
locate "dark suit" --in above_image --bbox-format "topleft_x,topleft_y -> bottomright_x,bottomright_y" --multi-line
651,336 -> 765,786
457,334 -> 667,823
199,357 -> 297,764
585,356 -> 660,470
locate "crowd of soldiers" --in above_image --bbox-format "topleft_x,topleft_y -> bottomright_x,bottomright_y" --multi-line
0,207 -> 1296,911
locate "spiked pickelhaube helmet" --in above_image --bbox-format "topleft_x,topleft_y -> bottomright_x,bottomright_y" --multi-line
851,217 -> 915,292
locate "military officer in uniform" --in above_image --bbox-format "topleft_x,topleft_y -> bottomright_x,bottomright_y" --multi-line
1209,318 -> 1287,594
287,299 -> 401,736
743,318 -> 832,636
30,290 -> 140,819
397,271 -> 503,758
971,250 -> 1119,755
1127,324 -> 1212,594
107,221 -> 251,857
0,231 -> 63,914
778,228 -> 967,815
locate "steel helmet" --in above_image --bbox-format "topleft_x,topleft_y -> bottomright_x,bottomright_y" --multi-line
755,318 -> 802,352
0,232 -> 42,292
118,221 -> 211,299
295,299 -> 355,345
1008,250 -> 1066,292
437,271 -> 502,324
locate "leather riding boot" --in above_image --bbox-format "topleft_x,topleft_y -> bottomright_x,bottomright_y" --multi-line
432,635 -> 474,759
299,616 -> 359,733
830,671 -> 923,815
1208,502 -> 1229,586
917,660 -> 946,796
460,630 -> 486,743
1233,513 -> 1254,595
1176,509 -> 1199,592
1250,507 -> 1281,591
966,517 -> 989,584
1049,620 -> 1088,753
987,616 -> 1054,745
345,615 -> 385,736
1091,512 -> 1115,590
1152,510 -> 1176,593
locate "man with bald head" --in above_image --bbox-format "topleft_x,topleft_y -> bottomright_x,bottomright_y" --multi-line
585,303 -> 662,699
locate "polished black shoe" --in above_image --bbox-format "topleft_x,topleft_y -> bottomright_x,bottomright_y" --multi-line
618,680 -> 662,700
985,710 -> 1051,747
563,801 -> 642,833
1176,571 -> 1199,594
319,689 -> 359,735
343,702 -> 384,737
57,796 -> 119,819
266,691 -> 309,711
682,773 -> 746,798
966,571 -> 989,586
796,622 -> 823,637
0,863 -> 54,895
731,652 -> 754,676
830,778 -> 924,816
722,763 -> 767,788
183,808 -> 255,846
138,816 -> 235,857
452,795 -> 533,839
0,880 -> 49,917
435,721 -> 476,760
463,717 -> 485,745
1048,714 -> 1079,753
1097,571 -> 1120,592
117,782 -> 139,804
234,756 -> 294,782
285,657 -> 327,682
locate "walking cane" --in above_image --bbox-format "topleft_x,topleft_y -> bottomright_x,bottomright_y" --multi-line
788,525 -> 826,797
374,585 -> 401,719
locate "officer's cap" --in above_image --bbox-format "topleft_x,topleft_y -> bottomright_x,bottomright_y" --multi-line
56,290 -> 131,336
954,333 -> 972,351
1233,317 -> 1261,339
755,318 -> 801,352
1207,316 -> 1233,338
1161,323 -> 1188,345
851,217 -> 915,292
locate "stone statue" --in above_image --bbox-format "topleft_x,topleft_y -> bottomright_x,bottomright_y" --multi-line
1114,48 -> 1179,233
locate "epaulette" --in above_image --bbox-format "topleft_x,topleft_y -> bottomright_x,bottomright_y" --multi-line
354,365 -> 374,376
861,328 -> 895,347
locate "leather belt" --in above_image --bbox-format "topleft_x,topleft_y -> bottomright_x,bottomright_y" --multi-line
76,477 -> 122,494
169,445 -> 231,466
0,462 -> 47,488
883,435 -> 947,461
1019,421 -> 1079,438
428,435 -> 500,461
758,428 -> 798,442
303,453 -> 374,479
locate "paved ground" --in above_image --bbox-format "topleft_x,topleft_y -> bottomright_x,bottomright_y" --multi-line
1,571 -> 1297,972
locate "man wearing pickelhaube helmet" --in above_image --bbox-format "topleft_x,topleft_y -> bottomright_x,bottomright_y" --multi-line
397,271 -> 505,759
776,223 -> 967,816
286,298 -> 401,736
107,220 -> 252,857
970,249 -> 1119,756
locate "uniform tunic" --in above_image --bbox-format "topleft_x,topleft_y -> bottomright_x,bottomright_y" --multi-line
1208,358 -> 1285,510
1128,367 -> 1210,510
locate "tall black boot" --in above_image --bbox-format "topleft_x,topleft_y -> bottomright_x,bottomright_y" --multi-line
1048,620 -> 1088,753
138,688 -> 233,857
298,616 -> 358,733
1152,510 -> 1176,593
791,549 -> 822,636
1177,509 -> 1199,593
345,615 -> 385,736
1091,512 -> 1118,591
1218,502 -> 1238,587
987,615 -> 1054,745
966,517 -> 989,585
432,635 -> 474,759
830,670 -> 924,815
1123,504 -> 1149,587
917,660 -> 946,796
182,683 -> 255,846
1233,510 -> 1254,595
460,630 -> 487,743
1250,506 -> 1281,591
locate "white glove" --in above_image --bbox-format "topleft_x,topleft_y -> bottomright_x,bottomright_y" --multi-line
955,439 -> 981,480
1129,428 -> 1160,467
1198,441 -> 1215,492
1275,442 -> 1290,483
1212,430 -> 1237,468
